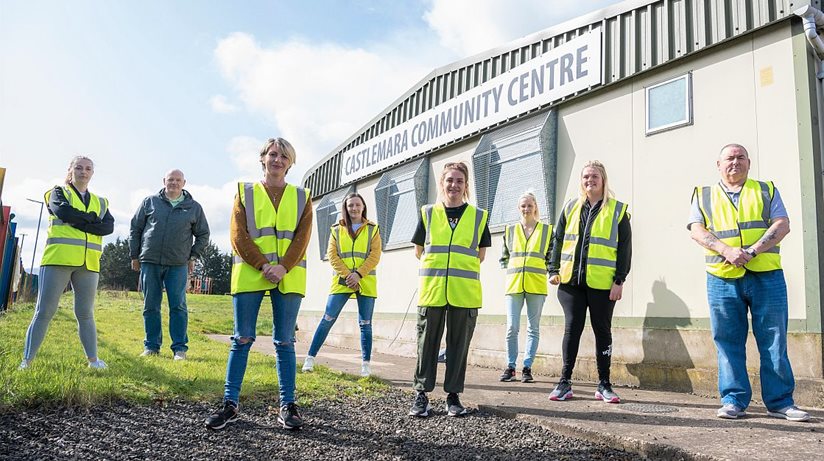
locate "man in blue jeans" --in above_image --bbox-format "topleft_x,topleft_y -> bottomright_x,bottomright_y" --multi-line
130,169 -> 210,360
688,143 -> 809,422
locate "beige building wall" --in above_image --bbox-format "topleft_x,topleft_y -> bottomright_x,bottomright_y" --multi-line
297,23 -> 822,402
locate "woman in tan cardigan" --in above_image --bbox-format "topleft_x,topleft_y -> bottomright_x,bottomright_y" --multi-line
302,192 -> 382,377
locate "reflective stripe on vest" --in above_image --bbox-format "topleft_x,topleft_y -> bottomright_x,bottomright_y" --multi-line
230,182 -> 310,295
505,222 -> 552,295
696,179 -> 781,279
329,223 -> 379,297
418,203 -> 488,308
41,186 -> 107,272
559,198 -> 627,290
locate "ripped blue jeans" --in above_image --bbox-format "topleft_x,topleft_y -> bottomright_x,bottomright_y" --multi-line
223,289 -> 302,406
307,293 -> 375,361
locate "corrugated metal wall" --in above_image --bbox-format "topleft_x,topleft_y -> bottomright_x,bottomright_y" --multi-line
305,0 -> 795,198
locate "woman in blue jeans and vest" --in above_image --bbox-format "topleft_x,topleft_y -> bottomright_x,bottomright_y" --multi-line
302,193 -> 382,377
20,156 -> 114,370
547,160 -> 631,404
499,191 -> 552,383
205,137 -> 312,431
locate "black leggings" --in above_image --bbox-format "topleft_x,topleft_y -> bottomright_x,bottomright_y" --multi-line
557,283 -> 616,382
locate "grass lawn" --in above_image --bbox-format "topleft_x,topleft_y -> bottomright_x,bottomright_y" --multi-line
0,291 -> 385,409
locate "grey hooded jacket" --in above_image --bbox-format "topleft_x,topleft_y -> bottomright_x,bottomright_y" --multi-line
129,189 -> 210,266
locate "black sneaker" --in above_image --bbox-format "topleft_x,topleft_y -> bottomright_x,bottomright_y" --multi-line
205,401 -> 238,430
549,379 -> 573,401
278,402 -> 304,430
499,367 -> 516,382
521,367 -> 534,383
408,391 -> 431,417
445,392 -> 467,417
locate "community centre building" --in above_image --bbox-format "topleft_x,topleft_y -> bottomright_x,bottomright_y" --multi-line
299,0 -> 824,405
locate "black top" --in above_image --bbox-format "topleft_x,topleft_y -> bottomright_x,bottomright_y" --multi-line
547,199 -> 632,286
48,184 -> 115,236
411,203 -> 492,247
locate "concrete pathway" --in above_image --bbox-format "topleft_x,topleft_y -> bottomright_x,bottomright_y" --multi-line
208,335 -> 823,461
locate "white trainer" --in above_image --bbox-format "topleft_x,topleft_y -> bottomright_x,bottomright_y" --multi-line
302,356 -> 315,372
360,361 -> 371,377
174,351 -> 187,361
88,359 -> 108,370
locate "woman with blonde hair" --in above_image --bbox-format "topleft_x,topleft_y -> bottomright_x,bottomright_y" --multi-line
547,160 -> 632,403
20,155 -> 114,370
205,137 -> 312,431
499,191 -> 552,383
408,161 -> 491,418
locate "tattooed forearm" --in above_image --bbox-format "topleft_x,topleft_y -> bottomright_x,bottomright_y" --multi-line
702,233 -> 719,249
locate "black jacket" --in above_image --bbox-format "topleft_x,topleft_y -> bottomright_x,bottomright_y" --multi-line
548,199 -> 632,286
47,184 -> 114,236
129,189 -> 210,266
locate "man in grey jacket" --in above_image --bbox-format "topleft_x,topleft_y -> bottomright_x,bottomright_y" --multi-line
130,169 -> 210,360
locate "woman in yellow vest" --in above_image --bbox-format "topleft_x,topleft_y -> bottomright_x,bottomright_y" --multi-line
409,161 -> 491,418
20,156 -> 114,370
547,160 -> 631,404
499,191 -> 552,383
205,137 -> 312,431
302,193 -> 382,377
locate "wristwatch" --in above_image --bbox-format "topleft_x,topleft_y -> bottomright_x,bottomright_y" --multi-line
745,248 -> 757,257
613,278 -> 624,286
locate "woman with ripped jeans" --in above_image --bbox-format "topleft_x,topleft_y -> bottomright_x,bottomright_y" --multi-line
302,193 -> 382,377
205,137 -> 312,431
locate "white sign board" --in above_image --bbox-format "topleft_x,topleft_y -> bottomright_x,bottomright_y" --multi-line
340,29 -> 602,184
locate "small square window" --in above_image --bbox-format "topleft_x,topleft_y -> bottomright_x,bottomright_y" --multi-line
646,73 -> 692,135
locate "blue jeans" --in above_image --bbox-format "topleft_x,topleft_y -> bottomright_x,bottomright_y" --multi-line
707,270 -> 795,411
223,289 -> 302,406
505,293 -> 545,368
307,293 -> 375,361
140,263 -> 189,353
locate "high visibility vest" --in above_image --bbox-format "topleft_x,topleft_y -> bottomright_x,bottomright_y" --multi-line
559,198 -> 627,290
41,186 -> 108,272
329,222 -> 379,298
418,203 -> 488,308
230,182 -> 309,295
695,179 -> 782,279
504,222 -> 552,295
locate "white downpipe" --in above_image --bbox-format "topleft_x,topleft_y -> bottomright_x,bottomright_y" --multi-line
795,5 -> 824,62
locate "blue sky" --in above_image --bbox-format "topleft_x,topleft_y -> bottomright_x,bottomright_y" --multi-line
1,0 -> 615,268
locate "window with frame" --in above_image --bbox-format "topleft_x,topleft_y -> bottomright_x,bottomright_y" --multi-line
473,110 -> 557,231
375,157 -> 429,250
315,185 -> 355,260
646,73 -> 693,135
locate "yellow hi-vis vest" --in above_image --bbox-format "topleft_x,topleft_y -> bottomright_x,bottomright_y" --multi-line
230,182 -> 309,295
41,186 -> 108,272
695,179 -> 782,279
329,223 -> 379,298
418,203 -> 488,308
559,198 -> 627,290
504,222 -> 552,295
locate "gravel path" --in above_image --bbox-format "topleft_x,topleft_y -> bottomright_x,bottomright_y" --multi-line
1,388 -> 641,460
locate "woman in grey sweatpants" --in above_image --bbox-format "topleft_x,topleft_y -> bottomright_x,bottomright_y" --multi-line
20,156 -> 114,370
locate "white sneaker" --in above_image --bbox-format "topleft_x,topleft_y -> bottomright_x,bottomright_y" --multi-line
18,359 -> 30,370
302,356 -> 315,372
88,359 -> 108,369
768,405 -> 810,422
360,361 -> 371,377
174,351 -> 187,361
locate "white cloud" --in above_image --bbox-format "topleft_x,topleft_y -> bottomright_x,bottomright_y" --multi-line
423,0 -> 616,57
210,94 -> 239,114
227,135 -> 265,179
214,32 -> 438,180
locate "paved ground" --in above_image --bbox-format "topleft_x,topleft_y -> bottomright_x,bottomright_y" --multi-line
209,334 -> 824,461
